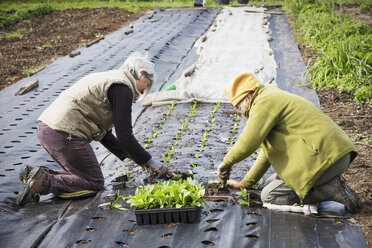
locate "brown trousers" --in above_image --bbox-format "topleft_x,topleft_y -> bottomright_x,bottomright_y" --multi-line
37,121 -> 104,195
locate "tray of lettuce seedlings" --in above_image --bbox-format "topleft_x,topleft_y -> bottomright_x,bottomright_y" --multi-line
128,177 -> 208,225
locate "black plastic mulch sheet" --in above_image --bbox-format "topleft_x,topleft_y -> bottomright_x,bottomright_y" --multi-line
0,7 -> 367,248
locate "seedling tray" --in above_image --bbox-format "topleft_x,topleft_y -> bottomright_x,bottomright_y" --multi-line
135,206 -> 200,225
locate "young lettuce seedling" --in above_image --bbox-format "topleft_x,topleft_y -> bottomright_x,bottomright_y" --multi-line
237,188 -> 250,206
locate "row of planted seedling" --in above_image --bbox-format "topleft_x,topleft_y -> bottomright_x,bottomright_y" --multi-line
143,101 -> 176,150
225,112 -> 240,152
190,101 -> 221,169
161,100 -> 198,164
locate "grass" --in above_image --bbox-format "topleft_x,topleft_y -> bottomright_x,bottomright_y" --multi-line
5,27 -> 29,38
284,0 -> 372,104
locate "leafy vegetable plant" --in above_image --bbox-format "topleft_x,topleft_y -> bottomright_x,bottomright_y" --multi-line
127,178 -> 209,210
237,188 -> 250,206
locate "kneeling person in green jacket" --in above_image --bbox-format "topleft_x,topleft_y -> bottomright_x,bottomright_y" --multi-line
217,71 -> 360,213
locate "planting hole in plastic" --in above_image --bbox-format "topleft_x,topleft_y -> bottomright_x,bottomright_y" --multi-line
205,227 -> 218,232
201,240 -> 215,246
5,169 -> 14,171
247,212 -> 262,216
86,228 -> 96,232
160,233 -> 173,238
115,241 -> 128,247
207,219 -> 219,223
91,217 -> 104,220
128,219 -> 136,223
158,246 -> 170,248
0,175 -> 5,177
76,240 -> 91,244
123,230 -> 135,234
245,234 -> 259,239
246,222 -> 258,226
210,209 -> 223,213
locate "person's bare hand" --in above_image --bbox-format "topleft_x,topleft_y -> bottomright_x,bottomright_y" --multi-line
227,180 -> 245,189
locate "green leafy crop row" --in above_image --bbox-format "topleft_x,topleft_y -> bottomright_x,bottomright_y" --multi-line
0,5 -> 53,29
284,1 -> 372,104
127,177 -> 208,209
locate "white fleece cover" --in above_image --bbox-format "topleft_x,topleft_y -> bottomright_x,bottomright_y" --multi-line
142,6 -> 277,107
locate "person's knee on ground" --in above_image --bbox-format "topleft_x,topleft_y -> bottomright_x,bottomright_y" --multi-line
261,176 -> 299,205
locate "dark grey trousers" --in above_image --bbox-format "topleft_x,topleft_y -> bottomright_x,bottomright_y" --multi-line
37,121 -> 104,195
261,153 -> 351,205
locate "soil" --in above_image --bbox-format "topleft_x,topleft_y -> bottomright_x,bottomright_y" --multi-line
0,4 -> 371,246
0,7 -> 147,89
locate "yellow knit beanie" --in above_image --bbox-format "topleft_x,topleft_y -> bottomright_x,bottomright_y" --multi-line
224,71 -> 261,107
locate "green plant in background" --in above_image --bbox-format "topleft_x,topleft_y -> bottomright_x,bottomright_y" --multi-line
126,178 -> 208,210
284,1 -> 372,104
0,4 -> 54,29
5,27 -> 29,38
237,188 -> 250,206
21,67 -> 39,76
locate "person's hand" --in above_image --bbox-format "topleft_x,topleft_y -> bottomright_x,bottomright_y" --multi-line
217,162 -> 231,188
227,180 -> 245,189
143,158 -> 169,179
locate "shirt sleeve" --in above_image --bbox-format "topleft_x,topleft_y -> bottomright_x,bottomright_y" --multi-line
107,84 -> 151,165
100,130 -> 127,161
240,150 -> 271,188
223,107 -> 277,167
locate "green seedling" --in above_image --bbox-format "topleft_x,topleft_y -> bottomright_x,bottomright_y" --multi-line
190,161 -> 198,168
175,131 -> 181,141
230,113 -> 239,122
194,152 -> 199,158
126,178 -> 208,210
172,173 -> 182,180
201,132 -> 207,143
232,123 -> 238,134
123,169 -> 135,187
188,170 -> 193,175
237,188 -> 250,206
143,144 -> 148,149
181,119 -> 189,131
199,145 -> 204,152
152,128 -> 159,138
162,154 -> 170,163
111,190 -> 127,211
147,136 -> 153,143
159,123 -> 163,129
173,140 -> 179,146
206,178 -> 220,185
212,102 -> 221,114
252,178 -> 263,190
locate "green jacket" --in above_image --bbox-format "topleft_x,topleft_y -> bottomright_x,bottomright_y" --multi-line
223,86 -> 356,198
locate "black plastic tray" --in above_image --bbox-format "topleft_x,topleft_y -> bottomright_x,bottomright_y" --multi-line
135,206 -> 200,225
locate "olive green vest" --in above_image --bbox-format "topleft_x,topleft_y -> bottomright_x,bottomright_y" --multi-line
38,69 -> 139,142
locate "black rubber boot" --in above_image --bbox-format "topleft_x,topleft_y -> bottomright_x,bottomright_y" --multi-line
306,175 -> 360,213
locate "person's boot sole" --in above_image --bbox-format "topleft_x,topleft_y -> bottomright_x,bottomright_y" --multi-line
16,167 -> 43,206
19,165 -> 34,183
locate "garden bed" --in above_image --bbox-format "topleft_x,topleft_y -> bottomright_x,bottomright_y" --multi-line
0,4 -> 370,246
